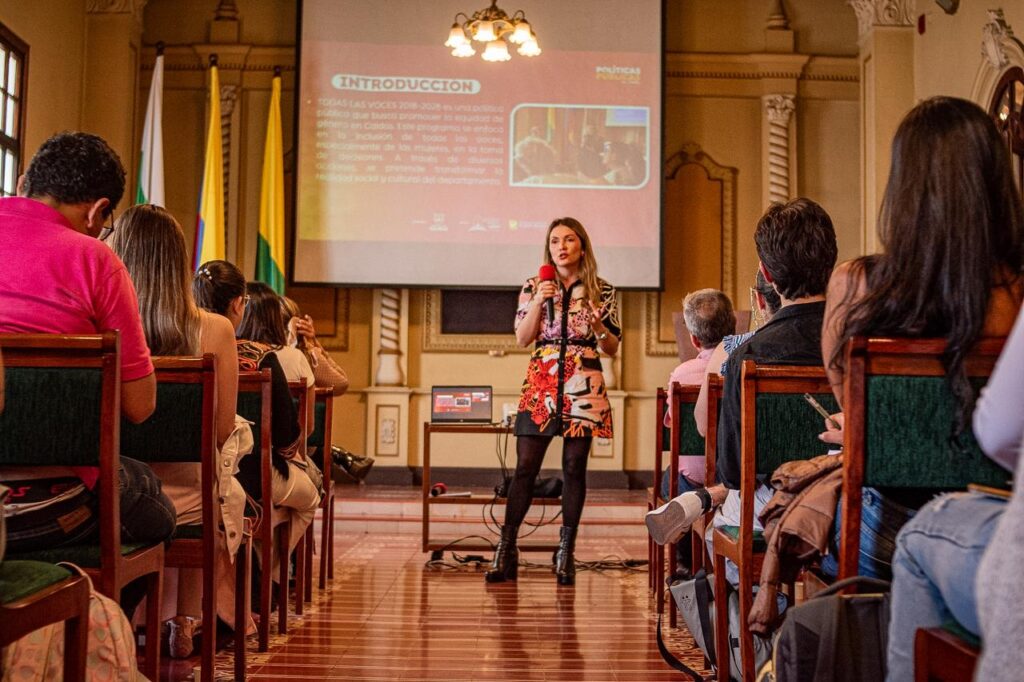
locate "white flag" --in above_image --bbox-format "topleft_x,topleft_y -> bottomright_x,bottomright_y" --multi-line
136,51 -> 165,206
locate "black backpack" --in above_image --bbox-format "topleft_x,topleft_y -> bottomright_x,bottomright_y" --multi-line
768,576 -> 891,682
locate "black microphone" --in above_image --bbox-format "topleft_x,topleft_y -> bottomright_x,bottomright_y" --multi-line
539,264 -> 556,324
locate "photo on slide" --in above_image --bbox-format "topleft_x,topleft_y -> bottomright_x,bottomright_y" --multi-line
509,104 -> 650,189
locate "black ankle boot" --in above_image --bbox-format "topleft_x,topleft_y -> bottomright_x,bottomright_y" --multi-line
554,525 -> 577,586
485,524 -> 519,583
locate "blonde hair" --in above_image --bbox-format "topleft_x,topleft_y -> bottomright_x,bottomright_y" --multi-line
542,217 -> 601,304
108,205 -> 201,355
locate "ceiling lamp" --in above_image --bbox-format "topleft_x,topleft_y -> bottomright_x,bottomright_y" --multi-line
444,1 -> 541,62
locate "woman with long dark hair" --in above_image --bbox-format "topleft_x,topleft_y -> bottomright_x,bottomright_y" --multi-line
486,217 -> 621,586
816,97 -> 1024,680
108,205 -> 248,656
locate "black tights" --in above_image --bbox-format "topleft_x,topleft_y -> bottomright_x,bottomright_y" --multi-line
504,435 -> 592,529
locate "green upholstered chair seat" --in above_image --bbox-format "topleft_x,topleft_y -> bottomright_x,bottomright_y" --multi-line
660,402 -> 705,456
718,525 -> 767,552
10,542 -> 151,567
865,376 -> 1008,488
755,393 -> 838,475
0,560 -> 74,605
942,619 -> 981,649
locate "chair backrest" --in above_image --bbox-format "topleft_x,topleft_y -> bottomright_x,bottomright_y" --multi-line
237,370 -> 272,496
0,333 -> 125,588
838,336 -> 1006,580
120,356 -> 217,464
310,388 -> 334,476
0,333 -> 120,469
845,336 -> 1007,489
738,361 -> 835,551
703,374 -> 724,486
120,356 -> 218,541
670,383 -> 704,458
288,380 -> 315,461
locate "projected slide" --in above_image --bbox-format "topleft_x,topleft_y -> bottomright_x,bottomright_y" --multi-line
295,0 -> 662,288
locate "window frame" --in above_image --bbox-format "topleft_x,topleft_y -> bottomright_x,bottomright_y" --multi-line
0,22 -> 28,198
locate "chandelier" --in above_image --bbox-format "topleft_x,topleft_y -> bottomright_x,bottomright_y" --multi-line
444,0 -> 541,62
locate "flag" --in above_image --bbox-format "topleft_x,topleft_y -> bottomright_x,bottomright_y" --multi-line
255,73 -> 286,294
136,49 -> 164,206
194,60 -> 224,270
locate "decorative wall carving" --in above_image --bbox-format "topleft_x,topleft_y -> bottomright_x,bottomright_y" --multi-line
215,0 -> 240,21
422,289 -> 530,353
375,288 -> 405,385
766,0 -> 789,30
847,0 -> 913,39
86,0 -> 147,14
763,94 -> 795,205
983,9 -> 1015,71
647,143 -> 737,357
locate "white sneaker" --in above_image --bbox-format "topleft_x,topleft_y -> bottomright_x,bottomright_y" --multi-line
645,493 -> 705,545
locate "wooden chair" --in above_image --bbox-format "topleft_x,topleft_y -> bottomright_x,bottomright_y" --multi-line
691,373 -> 724,577
0,561 -> 90,680
712,362 -> 837,682
0,332 -> 165,681
120,355 -> 249,682
914,626 -> 979,682
287,380 -> 315,610
652,384 -> 703,627
838,336 -> 1009,581
238,370 -> 300,650
310,388 -> 336,590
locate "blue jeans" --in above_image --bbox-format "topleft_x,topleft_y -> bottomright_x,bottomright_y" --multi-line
820,487 -> 917,581
659,466 -> 701,501
885,492 -> 1005,682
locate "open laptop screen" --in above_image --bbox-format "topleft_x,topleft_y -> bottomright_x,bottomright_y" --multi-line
431,386 -> 493,423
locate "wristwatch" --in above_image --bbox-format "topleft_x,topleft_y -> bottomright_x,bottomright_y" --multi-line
596,331 -> 609,341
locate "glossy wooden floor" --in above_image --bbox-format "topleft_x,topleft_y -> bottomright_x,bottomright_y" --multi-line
165,489 -> 711,681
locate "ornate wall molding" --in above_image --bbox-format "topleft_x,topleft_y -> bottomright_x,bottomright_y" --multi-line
763,94 -> 795,205
86,0 -> 147,13
971,11 -> 1024,107
982,9 -> 1016,71
848,0 -> 914,39
647,143 -> 737,357
766,0 -> 789,30
422,290 -> 530,354
664,54 -> 857,84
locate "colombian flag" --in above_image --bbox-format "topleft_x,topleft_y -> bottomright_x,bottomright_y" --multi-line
255,72 -> 285,294
194,59 -> 224,269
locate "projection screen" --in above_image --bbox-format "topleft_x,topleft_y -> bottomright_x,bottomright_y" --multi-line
295,0 -> 663,288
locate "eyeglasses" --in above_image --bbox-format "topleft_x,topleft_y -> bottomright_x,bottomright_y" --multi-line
98,213 -> 115,242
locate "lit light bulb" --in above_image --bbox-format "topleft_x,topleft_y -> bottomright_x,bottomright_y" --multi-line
482,39 -> 511,62
445,24 -> 468,48
451,42 -> 476,58
510,20 -> 532,44
474,20 -> 497,42
518,35 -> 541,57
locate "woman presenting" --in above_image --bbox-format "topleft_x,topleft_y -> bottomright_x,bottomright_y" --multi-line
486,217 -> 621,586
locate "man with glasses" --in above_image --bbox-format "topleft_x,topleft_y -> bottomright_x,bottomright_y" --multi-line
0,131 -> 176,556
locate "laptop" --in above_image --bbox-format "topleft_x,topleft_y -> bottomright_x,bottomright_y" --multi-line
431,386 -> 493,423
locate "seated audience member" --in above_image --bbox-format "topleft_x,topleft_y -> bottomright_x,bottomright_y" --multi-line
974,318 -> 1024,680
646,198 -> 838,563
0,131 -> 175,553
108,204 -> 249,657
661,288 -> 736,502
193,261 -> 322,576
693,269 -> 782,438
280,295 -> 350,395
240,283 -> 315,388
824,98 -> 1024,681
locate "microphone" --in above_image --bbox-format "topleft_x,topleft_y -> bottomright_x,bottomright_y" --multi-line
539,264 -> 556,324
